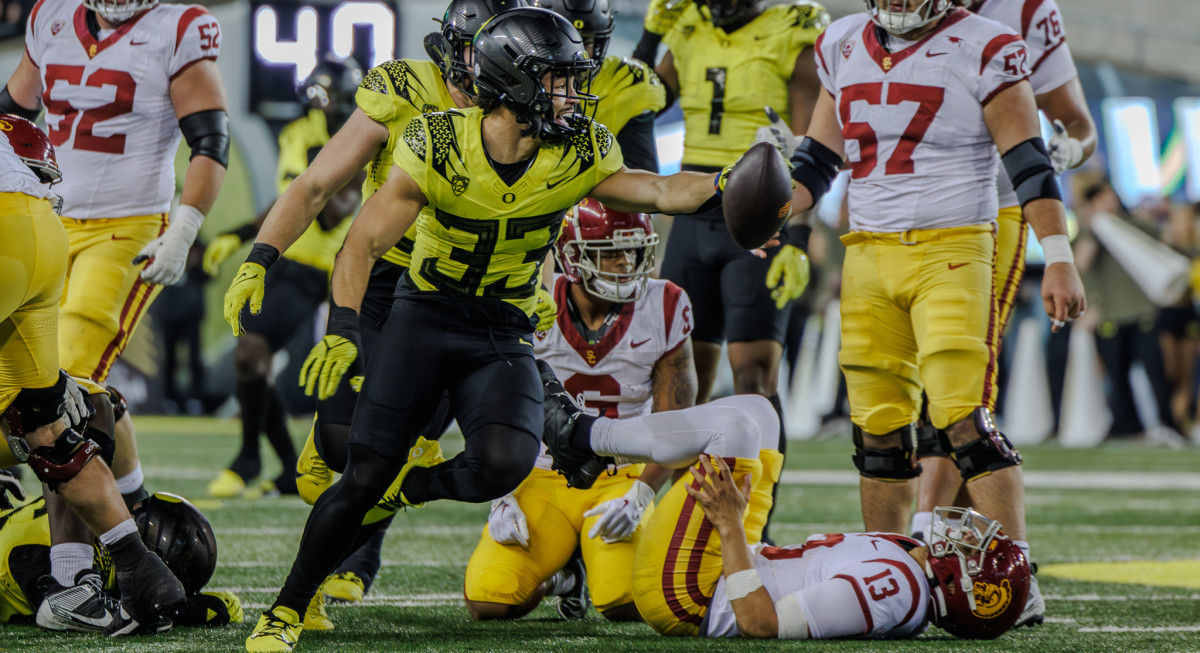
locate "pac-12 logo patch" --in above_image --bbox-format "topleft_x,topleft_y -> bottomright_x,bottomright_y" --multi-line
972,579 -> 1014,619
451,175 -> 470,196
841,40 -> 855,59
51,20 -> 65,35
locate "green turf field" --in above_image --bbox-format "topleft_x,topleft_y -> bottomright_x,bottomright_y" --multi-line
2,416 -> 1198,652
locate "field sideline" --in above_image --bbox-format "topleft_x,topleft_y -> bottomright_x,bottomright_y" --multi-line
1,416 -> 1198,653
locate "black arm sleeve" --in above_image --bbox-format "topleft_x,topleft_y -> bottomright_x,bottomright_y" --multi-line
632,31 -> 663,67
615,112 -> 659,174
0,85 -> 40,121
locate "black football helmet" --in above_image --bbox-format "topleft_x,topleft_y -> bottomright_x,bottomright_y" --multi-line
530,0 -> 614,62
697,0 -> 764,29
426,0 -> 529,99
472,7 -> 597,144
133,492 -> 218,594
298,54 -> 364,132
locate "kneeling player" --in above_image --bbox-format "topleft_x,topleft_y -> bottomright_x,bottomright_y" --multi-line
539,376 -> 1032,639
464,200 -> 695,621
0,482 -> 242,629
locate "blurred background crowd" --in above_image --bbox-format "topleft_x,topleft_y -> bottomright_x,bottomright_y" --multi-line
2,0 -> 1198,449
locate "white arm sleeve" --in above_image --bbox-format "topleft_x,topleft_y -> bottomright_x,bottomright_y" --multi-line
790,577 -> 870,640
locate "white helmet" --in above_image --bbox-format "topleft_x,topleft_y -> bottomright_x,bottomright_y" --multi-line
864,0 -> 951,35
83,0 -> 158,23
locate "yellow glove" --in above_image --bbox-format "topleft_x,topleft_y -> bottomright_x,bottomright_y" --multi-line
766,244 -> 810,310
202,233 -> 243,276
644,0 -> 691,35
299,306 -> 362,400
534,285 -> 558,332
222,262 -> 266,336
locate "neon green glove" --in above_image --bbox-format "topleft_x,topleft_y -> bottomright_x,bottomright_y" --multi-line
299,306 -> 361,400
644,0 -> 692,35
534,285 -> 558,332
766,244 -> 810,310
222,262 -> 266,336
203,233 -> 243,276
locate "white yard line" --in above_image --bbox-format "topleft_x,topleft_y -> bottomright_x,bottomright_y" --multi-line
1078,626 -> 1200,633
1045,594 -> 1200,601
779,469 -> 1200,490
221,560 -> 460,568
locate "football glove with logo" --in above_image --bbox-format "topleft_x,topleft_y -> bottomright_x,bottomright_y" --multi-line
754,106 -> 797,162
488,493 -> 530,548
133,204 -> 204,286
1048,119 -> 1084,175
644,0 -> 691,35
203,233 -> 243,276
62,374 -> 92,429
534,285 -> 558,332
766,245 -> 810,309
300,306 -> 361,401
584,479 -> 654,543
223,262 -> 266,336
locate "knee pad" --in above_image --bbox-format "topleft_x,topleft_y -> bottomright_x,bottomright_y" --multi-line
106,386 -> 129,422
935,408 -> 1022,482
915,424 -> 947,459
26,425 -> 106,491
851,424 -> 922,481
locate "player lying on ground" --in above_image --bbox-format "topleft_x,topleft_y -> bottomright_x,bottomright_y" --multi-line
464,200 -> 695,622
0,478 -> 242,630
538,371 -> 1033,639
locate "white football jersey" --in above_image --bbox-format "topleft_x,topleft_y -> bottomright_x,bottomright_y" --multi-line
706,533 -> 929,640
532,274 -> 693,471
0,132 -> 54,200
975,0 -> 1077,208
25,0 -> 221,219
816,9 -> 1030,232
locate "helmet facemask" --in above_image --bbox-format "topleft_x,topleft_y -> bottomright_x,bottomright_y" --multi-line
864,0 -> 951,35
83,0 -> 158,23
429,24 -> 479,99
568,228 -> 658,303
525,62 -> 597,144
926,507 -> 1002,615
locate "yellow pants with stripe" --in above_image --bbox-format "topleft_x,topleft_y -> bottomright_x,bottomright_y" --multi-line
632,449 -> 783,636
58,214 -> 166,393
0,192 -> 68,467
991,206 -> 1026,409
464,465 -> 652,613
839,224 -> 1000,434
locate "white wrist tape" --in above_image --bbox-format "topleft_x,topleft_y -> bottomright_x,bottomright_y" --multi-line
726,569 -> 763,601
171,203 -> 205,242
775,593 -> 811,639
1040,234 -> 1074,265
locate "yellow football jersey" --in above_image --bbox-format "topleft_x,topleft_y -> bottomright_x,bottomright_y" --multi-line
355,59 -> 459,269
393,108 -> 623,315
664,1 -> 829,167
275,109 -> 355,273
585,55 -> 667,135
0,499 -> 47,623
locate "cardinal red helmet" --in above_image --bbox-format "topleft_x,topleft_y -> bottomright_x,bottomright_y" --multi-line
924,507 -> 1031,639
555,198 -> 657,303
1,114 -> 61,185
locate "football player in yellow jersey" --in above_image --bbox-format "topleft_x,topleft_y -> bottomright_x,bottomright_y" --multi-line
0,480 -> 242,629
245,9 -> 762,651
653,0 -> 828,541
202,57 -> 364,501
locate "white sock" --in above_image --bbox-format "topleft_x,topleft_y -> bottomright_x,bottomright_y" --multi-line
910,511 -> 933,538
114,464 -> 143,495
98,518 -> 138,546
50,543 -> 95,586
589,398 -> 765,467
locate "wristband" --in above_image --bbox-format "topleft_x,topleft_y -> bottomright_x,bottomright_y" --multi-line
725,569 -> 763,600
1040,234 -> 1074,265
229,224 -> 256,243
785,223 -> 812,252
326,305 -> 361,337
245,243 -> 280,270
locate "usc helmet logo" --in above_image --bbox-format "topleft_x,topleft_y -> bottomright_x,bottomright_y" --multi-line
971,579 -> 1013,619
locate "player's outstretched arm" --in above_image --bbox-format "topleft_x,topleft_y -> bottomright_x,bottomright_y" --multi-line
985,81 -> 1086,331
330,164 -> 426,313
588,167 -> 717,216
1,51 -> 43,119
1037,77 -> 1097,173
256,109 -> 388,255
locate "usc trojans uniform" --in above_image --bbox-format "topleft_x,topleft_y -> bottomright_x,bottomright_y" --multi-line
24,0 -> 220,393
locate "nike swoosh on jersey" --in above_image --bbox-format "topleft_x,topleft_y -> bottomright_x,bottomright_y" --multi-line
130,40 -> 150,46
925,51 -> 949,57
630,338 -> 651,348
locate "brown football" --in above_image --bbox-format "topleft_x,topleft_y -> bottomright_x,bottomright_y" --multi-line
721,142 -> 793,249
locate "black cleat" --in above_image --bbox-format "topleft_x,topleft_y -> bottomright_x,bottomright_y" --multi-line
113,550 -> 186,635
537,360 -> 606,489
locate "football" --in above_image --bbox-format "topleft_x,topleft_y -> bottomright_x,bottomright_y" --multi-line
721,142 -> 794,249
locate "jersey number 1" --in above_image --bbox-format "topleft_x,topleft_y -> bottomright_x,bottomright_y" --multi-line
43,65 -> 136,155
705,67 -> 726,135
839,82 -> 944,179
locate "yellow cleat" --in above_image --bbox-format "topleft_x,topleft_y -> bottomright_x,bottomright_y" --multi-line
321,572 -> 365,604
243,479 -> 279,501
201,590 -> 245,624
363,437 -> 445,524
303,592 -> 333,631
208,469 -> 247,499
296,423 -> 334,505
245,606 -> 302,653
